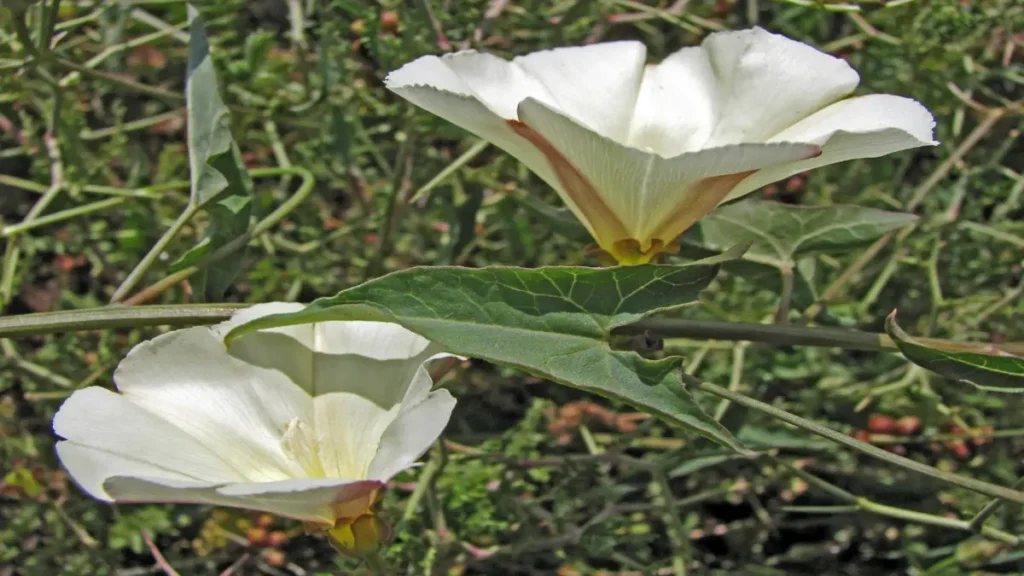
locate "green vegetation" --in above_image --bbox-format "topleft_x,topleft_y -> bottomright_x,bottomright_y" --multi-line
1,0 -> 1022,574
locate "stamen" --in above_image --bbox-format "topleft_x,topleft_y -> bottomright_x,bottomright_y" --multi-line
281,418 -> 326,478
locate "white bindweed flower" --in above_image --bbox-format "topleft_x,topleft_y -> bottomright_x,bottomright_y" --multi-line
53,303 -> 456,554
386,27 -> 936,265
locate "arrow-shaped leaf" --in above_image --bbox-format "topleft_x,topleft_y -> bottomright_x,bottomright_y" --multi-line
177,4 -> 253,301
886,311 -> 1024,392
228,253 -> 749,450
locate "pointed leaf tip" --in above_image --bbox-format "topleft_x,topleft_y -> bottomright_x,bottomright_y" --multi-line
886,312 -> 1024,393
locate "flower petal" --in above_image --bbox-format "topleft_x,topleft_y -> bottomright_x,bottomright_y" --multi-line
627,47 -> 718,157
387,51 -> 551,120
213,303 -> 316,391
220,305 -> 450,406
517,98 -> 821,244
55,441 -> 219,501
113,327 -> 311,482
383,83 -> 577,230
385,55 -> 562,182
216,303 -> 442,362
699,27 -> 860,147
302,322 -> 450,406
102,475 -> 381,524
725,95 -> 937,201
313,320 -> 435,361
314,393 -> 400,480
53,387 -> 246,493
385,46 -> 643,243
511,41 -> 647,142
367,388 -> 456,481
216,478 -> 382,524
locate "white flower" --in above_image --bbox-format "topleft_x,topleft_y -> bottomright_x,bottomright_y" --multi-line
53,303 -> 456,552
385,27 -> 936,265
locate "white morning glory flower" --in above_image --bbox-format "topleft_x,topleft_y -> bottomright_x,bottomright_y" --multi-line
385,27 -> 936,265
53,303 -> 456,553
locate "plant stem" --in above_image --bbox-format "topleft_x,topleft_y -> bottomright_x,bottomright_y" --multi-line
142,531 -> 182,576
2,125 -> 65,308
857,499 -> 1017,545
622,318 -> 1024,356
121,166 -> 316,305
409,139 -> 489,203
0,304 -> 244,338
80,110 -> 185,141
50,56 -> 185,103
1,197 -> 125,238
5,304 -> 1024,359
623,318 -> 885,350
366,134 -> 413,280
110,203 -> 199,303
969,477 -> 1024,531
653,468 -> 690,575
713,342 -> 746,422
781,499 -> 1018,545
58,20 -> 189,88
683,373 -> 1024,505
775,265 -> 794,323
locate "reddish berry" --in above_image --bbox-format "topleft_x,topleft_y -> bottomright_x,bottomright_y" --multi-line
972,425 -> 994,446
867,415 -> 896,434
256,514 -> 275,528
885,445 -> 907,456
263,548 -> 286,566
895,416 -> 922,436
267,531 -> 288,547
246,528 -> 268,547
946,440 -> 971,459
380,11 -> 399,32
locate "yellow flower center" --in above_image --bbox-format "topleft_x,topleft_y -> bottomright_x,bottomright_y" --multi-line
281,418 -> 388,555
603,238 -> 670,266
280,418 -> 327,478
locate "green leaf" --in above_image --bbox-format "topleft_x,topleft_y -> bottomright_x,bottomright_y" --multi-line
668,453 -> 742,478
183,4 -> 253,301
886,311 -> 1024,392
229,253 -> 749,450
677,199 -> 915,307
675,245 -> 819,308
685,199 -> 918,266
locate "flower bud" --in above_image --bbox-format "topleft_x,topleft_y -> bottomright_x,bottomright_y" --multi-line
327,513 -> 391,557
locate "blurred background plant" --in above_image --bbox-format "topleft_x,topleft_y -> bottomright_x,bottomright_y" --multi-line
0,0 -> 1022,574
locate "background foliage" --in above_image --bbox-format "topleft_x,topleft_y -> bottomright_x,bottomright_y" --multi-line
1,0 -> 1022,574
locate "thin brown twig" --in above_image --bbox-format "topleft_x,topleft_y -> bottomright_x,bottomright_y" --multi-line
606,0 -> 689,23
142,531 -> 182,576
473,0 -> 511,44
218,553 -> 251,576
414,0 -> 451,51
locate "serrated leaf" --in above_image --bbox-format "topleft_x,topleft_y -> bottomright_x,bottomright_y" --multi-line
684,198 -> 918,265
228,256 -> 747,450
886,311 -> 1024,392
184,5 -> 253,301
